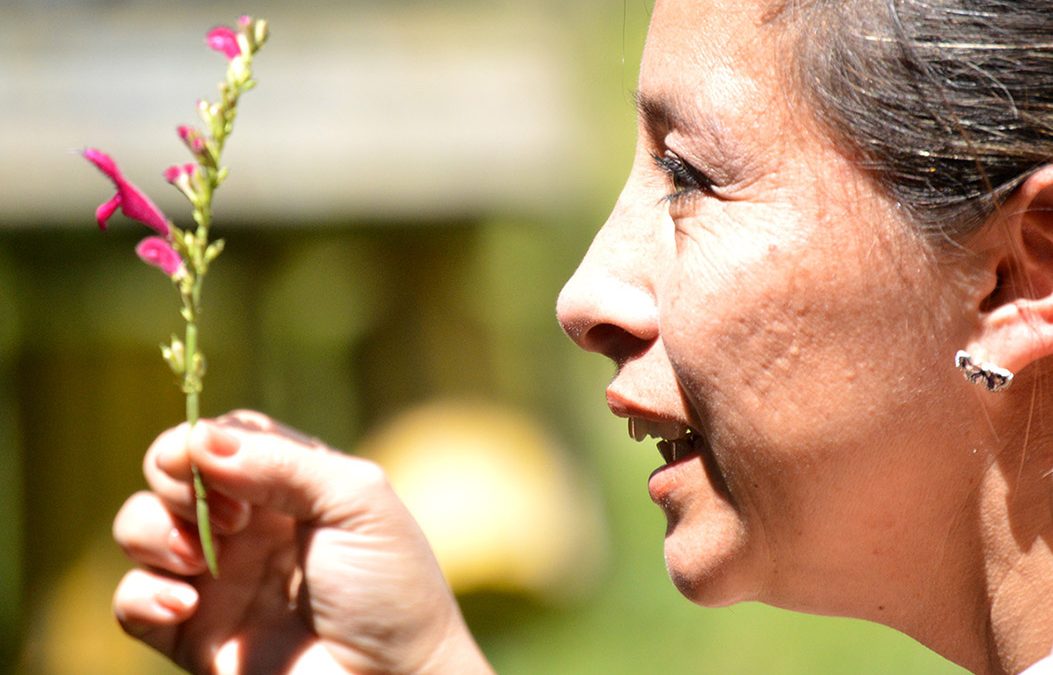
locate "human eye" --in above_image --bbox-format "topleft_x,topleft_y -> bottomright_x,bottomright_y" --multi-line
651,150 -> 716,202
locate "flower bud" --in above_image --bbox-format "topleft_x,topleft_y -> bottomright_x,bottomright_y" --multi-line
136,236 -> 185,278
229,55 -> 249,82
161,336 -> 186,374
254,19 -> 269,47
205,25 -> 241,60
205,239 -> 225,263
196,99 -> 212,126
236,33 -> 252,59
177,125 -> 216,168
164,163 -> 198,204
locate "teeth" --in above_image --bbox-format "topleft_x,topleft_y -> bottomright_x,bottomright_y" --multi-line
628,417 -> 643,442
657,439 -> 674,464
628,417 -> 703,465
627,417 -> 690,443
656,436 -> 700,464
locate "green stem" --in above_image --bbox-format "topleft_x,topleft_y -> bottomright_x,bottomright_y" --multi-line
185,319 -> 219,578
167,26 -> 266,579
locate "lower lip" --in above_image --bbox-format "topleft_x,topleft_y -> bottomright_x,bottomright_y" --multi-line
647,452 -> 702,503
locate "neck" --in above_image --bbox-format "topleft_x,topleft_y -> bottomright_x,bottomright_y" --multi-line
925,391 -> 1053,675
861,414 -> 1053,675
973,451 -> 1053,675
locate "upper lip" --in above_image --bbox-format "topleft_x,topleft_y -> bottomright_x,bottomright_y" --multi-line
606,388 -> 692,432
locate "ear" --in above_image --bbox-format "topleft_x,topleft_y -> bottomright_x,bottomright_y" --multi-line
967,165 -> 1053,377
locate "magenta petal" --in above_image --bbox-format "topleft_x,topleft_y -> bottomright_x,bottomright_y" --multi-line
95,194 -> 121,230
117,182 -> 170,237
206,26 -> 241,59
136,237 -> 184,278
82,148 -> 120,181
82,148 -> 170,236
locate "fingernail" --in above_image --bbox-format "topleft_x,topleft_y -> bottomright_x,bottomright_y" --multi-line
157,585 -> 197,612
168,527 -> 202,567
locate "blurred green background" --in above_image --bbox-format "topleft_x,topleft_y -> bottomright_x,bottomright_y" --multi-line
0,1 -> 964,673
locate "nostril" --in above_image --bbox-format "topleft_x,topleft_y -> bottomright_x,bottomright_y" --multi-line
581,322 -> 653,363
556,264 -> 659,362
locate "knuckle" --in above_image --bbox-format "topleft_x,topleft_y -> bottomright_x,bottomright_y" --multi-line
334,454 -> 393,500
347,455 -> 389,490
218,408 -> 273,430
303,453 -> 391,523
258,443 -> 301,482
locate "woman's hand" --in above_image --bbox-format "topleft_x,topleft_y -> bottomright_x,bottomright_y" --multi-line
112,410 -> 492,674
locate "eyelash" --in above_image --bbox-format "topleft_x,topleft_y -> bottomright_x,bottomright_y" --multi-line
651,150 -> 716,202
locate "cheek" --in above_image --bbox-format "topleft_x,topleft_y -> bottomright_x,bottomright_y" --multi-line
657,218 -> 966,587
661,217 -> 948,467
662,225 -> 816,415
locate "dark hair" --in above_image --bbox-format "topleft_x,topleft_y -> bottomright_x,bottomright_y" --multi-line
778,0 -> 1053,242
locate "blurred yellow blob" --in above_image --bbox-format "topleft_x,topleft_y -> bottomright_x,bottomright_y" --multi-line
20,537 -> 183,675
359,401 -> 607,600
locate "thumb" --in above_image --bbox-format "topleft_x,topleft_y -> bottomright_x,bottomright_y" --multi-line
187,422 -> 390,528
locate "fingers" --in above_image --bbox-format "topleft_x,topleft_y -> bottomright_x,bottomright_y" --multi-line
216,409 -> 328,449
144,425 -> 251,535
114,491 -> 208,575
113,568 -> 197,655
186,420 -> 390,527
141,409 -> 388,531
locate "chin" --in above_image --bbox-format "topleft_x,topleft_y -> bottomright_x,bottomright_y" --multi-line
661,511 -> 755,608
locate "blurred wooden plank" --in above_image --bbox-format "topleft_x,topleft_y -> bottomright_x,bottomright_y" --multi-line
0,3 -> 586,225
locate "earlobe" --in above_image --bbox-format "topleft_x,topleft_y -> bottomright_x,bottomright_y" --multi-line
965,165 -> 1053,379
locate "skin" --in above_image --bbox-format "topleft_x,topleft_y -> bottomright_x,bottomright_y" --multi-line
112,412 -> 493,674
557,1 -> 1053,673
114,0 -> 1053,673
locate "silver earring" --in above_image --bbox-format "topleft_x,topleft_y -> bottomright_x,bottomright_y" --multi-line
955,350 -> 1014,392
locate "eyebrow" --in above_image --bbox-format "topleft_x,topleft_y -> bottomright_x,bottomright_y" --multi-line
633,90 -> 758,187
634,90 -> 682,140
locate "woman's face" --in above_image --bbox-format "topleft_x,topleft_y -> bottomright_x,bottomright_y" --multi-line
558,0 -> 984,613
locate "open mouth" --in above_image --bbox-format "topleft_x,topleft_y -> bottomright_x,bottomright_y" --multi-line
628,417 -> 707,465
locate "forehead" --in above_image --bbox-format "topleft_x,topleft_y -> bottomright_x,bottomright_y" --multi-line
640,0 -> 784,126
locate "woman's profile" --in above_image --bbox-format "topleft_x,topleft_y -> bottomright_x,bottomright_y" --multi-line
112,1 -> 1053,673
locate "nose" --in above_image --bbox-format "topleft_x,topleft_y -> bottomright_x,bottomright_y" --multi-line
557,206 -> 660,364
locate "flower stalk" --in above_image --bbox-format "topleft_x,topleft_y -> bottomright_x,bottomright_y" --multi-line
84,16 -> 269,578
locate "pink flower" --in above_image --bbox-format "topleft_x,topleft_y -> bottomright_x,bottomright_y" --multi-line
206,26 -> 241,60
177,125 -> 208,157
164,162 -> 198,202
135,236 -> 185,278
82,148 -> 170,236
163,163 -> 196,184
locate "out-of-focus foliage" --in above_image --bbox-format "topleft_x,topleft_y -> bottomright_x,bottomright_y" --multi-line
0,2 -> 965,673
